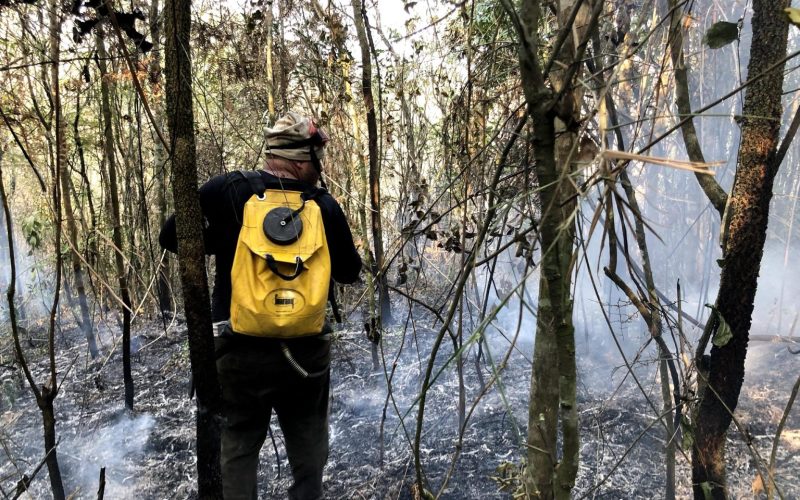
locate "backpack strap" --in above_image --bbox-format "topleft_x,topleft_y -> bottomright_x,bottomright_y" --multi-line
299,188 -> 342,323
328,280 -> 342,323
225,170 -> 267,196
300,186 -> 324,202
239,170 -> 266,196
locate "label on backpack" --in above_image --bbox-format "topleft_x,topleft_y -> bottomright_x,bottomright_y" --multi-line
229,189 -> 331,337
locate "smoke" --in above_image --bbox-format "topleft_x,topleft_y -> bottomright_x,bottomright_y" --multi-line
62,412 -> 155,497
0,217 -> 58,323
751,245 -> 800,336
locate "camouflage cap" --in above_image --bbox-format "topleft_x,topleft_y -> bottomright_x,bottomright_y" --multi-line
265,112 -> 328,162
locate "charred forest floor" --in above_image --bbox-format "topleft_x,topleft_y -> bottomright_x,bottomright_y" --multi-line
0,306 -> 799,499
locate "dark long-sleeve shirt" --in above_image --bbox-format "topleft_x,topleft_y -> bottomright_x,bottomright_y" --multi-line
159,170 -> 362,321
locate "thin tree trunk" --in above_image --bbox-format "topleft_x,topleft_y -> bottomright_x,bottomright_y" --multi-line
692,1 -> 791,497
149,0 -> 173,316
351,0 -> 391,326
667,0 -> 727,218
3,145 -> 67,500
619,169 -> 677,498
41,4 -> 67,496
59,111 -> 97,358
164,0 -> 223,495
506,0 -> 599,496
96,29 -> 134,410
264,0 -> 275,119
340,53 -> 380,369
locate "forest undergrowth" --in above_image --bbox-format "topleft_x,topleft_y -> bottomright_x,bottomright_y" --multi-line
1,299 -> 798,499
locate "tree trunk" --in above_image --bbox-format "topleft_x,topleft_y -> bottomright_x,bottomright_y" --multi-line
692,1 -> 791,497
508,0 -> 598,496
164,0 -> 224,496
264,0 -> 275,119
149,0 -> 173,316
667,0 -> 727,218
96,29 -> 135,410
42,3 -> 67,497
2,154 -> 63,500
38,387 -> 64,500
59,111 -> 97,358
351,0 -> 391,326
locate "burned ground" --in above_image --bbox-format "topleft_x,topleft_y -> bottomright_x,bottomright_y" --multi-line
0,310 -> 798,499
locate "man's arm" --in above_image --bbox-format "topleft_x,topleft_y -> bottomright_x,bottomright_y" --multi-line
318,194 -> 362,284
158,174 -> 230,255
158,215 -> 179,253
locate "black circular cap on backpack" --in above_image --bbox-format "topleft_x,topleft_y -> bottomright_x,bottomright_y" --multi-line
263,207 -> 303,245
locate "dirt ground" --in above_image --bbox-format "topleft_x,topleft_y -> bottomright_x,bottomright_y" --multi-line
0,310 -> 798,499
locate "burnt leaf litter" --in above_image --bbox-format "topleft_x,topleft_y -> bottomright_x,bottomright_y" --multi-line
1,309 -> 798,499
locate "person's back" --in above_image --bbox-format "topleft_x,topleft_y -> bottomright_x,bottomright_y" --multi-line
159,112 -> 361,499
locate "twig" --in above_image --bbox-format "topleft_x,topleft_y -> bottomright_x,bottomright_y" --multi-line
771,104 -> 800,171
97,467 -> 105,500
104,1 -> 171,153
749,335 -> 800,344
600,149 -> 723,173
577,407 -> 677,499
634,48 -> 800,158
11,439 -> 60,500
767,371 -> 800,499
0,106 -> 46,192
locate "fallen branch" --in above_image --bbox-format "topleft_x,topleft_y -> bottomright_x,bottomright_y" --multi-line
11,439 -> 59,500
601,149 -> 723,174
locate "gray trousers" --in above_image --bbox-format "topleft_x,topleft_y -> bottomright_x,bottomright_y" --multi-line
216,334 -> 331,500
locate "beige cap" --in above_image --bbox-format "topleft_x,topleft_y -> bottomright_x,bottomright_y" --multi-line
265,112 -> 327,162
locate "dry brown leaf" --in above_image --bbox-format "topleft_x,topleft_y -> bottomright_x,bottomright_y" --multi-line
752,474 -> 765,496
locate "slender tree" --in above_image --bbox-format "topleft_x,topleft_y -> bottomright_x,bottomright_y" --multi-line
149,0 -> 173,316
351,0 -> 391,326
503,0 -> 601,496
96,28 -> 135,410
692,1 -> 793,497
2,152 -> 68,500
164,0 -> 223,495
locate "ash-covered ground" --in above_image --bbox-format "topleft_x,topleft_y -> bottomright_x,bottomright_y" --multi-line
1,308 -> 798,499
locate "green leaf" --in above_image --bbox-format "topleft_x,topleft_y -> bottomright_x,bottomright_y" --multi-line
681,429 -> 693,451
712,312 -> 733,347
700,481 -> 713,500
704,21 -> 739,49
680,417 -> 694,450
786,8 -> 800,27
704,304 -> 733,347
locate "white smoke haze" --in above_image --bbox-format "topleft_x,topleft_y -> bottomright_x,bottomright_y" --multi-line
61,412 -> 156,497
0,226 -> 58,323
0,408 -> 156,498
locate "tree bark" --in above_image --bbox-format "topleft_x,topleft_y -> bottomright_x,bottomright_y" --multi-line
351,0 -> 391,326
42,3 -> 66,496
96,29 -> 135,411
692,1 -> 791,498
164,0 -> 224,496
506,0 -> 600,496
149,0 -> 173,316
667,0 -> 727,218
59,110 -> 97,358
264,0 -> 275,119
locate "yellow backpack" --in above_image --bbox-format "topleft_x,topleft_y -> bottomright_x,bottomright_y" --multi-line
229,174 -> 331,338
